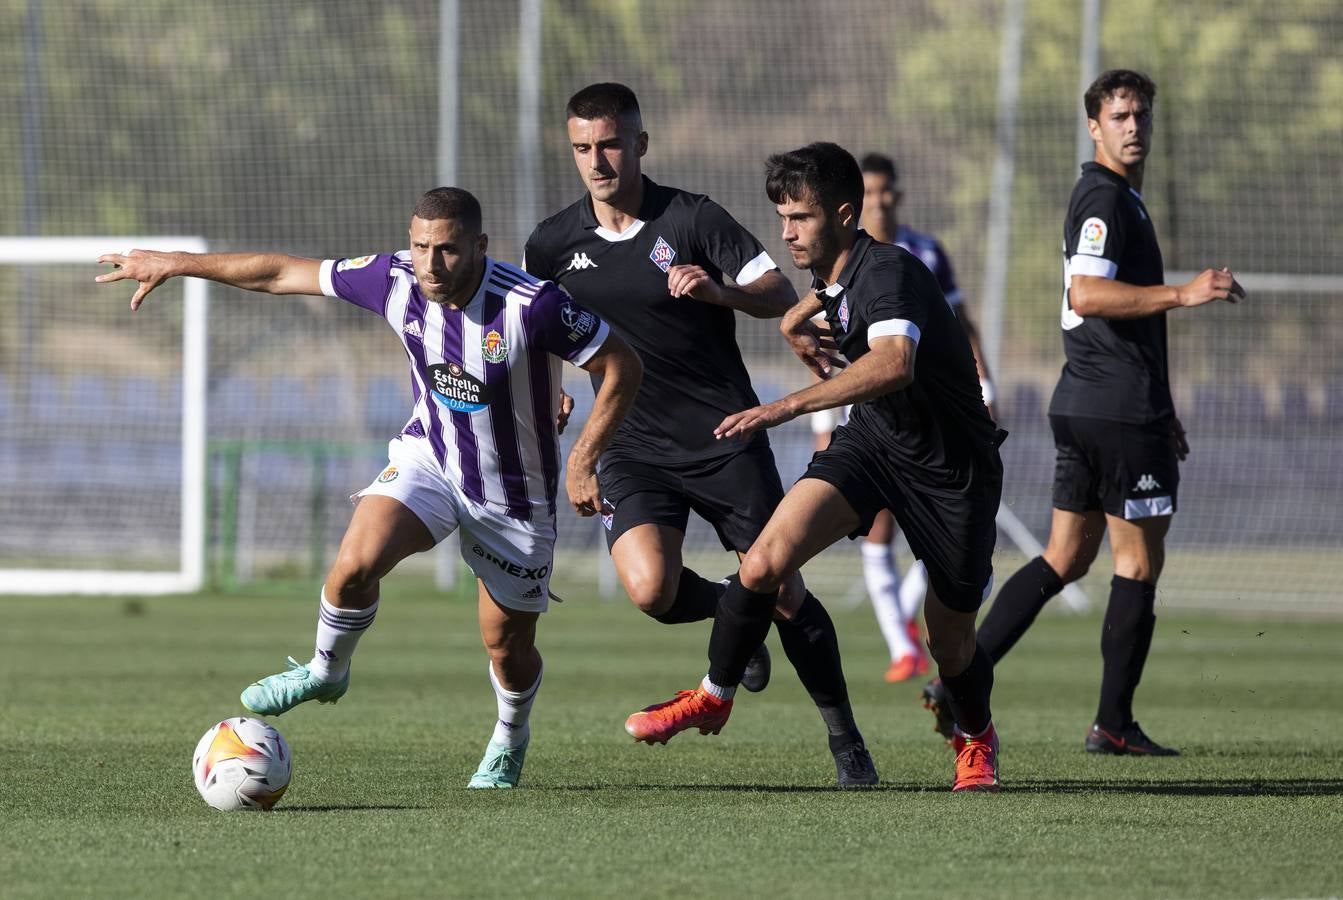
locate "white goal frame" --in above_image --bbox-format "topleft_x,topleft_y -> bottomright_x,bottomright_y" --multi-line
0,237 -> 208,595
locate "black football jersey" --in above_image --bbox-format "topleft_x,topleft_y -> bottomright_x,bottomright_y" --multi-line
525,177 -> 778,463
812,232 -> 1001,488
1049,162 -> 1172,424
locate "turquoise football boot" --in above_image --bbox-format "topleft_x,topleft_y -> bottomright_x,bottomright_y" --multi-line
467,736 -> 530,788
240,657 -> 349,716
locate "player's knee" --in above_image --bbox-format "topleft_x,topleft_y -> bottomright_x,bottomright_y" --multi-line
739,547 -> 783,595
325,552 -> 381,605
621,569 -> 675,616
1113,558 -> 1157,583
1043,547 -> 1090,584
925,625 -> 975,672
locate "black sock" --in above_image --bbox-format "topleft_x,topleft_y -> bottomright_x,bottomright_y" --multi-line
976,556 -> 1065,664
940,645 -> 994,737
1096,575 -> 1156,730
775,592 -> 861,752
706,575 -> 774,689
652,568 -> 724,624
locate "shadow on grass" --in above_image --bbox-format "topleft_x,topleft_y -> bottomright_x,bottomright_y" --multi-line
546,778 -> 1343,797
1004,777 -> 1343,797
277,804 -> 430,813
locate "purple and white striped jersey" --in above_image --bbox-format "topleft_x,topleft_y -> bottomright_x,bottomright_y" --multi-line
894,225 -> 963,308
319,253 -> 610,521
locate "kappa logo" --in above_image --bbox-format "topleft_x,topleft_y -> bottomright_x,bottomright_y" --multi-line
566,252 -> 599,271
403,320 -> 424,339
650,235 -> 676,272
1135,474 -> 1161,491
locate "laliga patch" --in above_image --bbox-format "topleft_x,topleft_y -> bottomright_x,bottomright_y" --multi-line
338,255 -> 377,272
837,297 -> 850,331
426,362 -> 491,413
649,235 -> 677,272
377,465 -> 399,484
560,301 -> 597,341
481,329 -> 509,364
1077,217 -> 1108,256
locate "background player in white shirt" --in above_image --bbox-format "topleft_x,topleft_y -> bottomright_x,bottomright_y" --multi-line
97,187 -> 642,788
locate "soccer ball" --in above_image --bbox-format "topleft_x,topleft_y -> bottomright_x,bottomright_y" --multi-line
192,717 -> 292,811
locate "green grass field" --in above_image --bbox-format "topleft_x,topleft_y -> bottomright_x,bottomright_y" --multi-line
3,580 -> 1341,899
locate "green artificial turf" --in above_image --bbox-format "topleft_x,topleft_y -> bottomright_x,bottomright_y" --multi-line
2,581 -> 1340,898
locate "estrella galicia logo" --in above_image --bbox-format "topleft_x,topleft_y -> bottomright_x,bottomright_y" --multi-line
426,362 -> 491,413
650,235 -> 676,272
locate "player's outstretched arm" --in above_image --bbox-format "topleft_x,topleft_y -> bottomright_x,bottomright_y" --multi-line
666,267 -> 797,319
1071,266 -> 1245,320
96,249 -> 323,310
564,334 -> 643,516
715,334 -> 914,441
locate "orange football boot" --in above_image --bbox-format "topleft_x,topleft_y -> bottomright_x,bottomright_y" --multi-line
624,688 -> 732,745
951,724 -> 1000,792
884,654 -> 922,683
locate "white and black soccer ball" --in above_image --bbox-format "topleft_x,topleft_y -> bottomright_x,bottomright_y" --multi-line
192,717 -> 292,811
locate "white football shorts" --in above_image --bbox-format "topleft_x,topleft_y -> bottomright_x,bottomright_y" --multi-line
354,435 -> 556,613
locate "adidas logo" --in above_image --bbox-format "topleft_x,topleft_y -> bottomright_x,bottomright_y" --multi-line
566,252 -> 598,271
522,585 -> 544,600
403,320 -> 424,339
1135,474 -> 1161,491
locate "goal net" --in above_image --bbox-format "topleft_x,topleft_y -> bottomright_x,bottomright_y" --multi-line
0,238 -> 207,595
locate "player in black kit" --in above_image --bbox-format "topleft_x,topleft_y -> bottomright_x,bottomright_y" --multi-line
525,84 -> 876,786
924,69 -> 1244,757
631,141 -> 1006,791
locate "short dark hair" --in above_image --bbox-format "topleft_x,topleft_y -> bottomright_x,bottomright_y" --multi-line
412,187 -> 482,233
566,82 -> 642,128
1084,69 -> 1157,120
860,152 -> 899,187
765,142 -> 865,218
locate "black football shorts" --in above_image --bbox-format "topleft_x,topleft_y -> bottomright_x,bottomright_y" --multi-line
1050,414 -> 1179,520
597,438 -> 785,553
803,425 -> 1003,613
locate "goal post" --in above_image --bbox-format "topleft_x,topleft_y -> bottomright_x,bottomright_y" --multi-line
0,237 -> 208,595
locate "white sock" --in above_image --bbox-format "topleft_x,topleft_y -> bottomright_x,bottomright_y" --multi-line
700,676 -> 735,701
899,559 -> 929,624
489,661 -> 542,748
308,591 -> 378,681
863,542 -> 916,659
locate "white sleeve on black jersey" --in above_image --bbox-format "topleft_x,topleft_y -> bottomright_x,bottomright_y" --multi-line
691,198 -> 777,285
1066,184 -> 1126,281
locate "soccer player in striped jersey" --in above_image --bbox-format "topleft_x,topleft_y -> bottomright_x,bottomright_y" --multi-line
97,187 -> 642,788
810,153 -> 998,684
